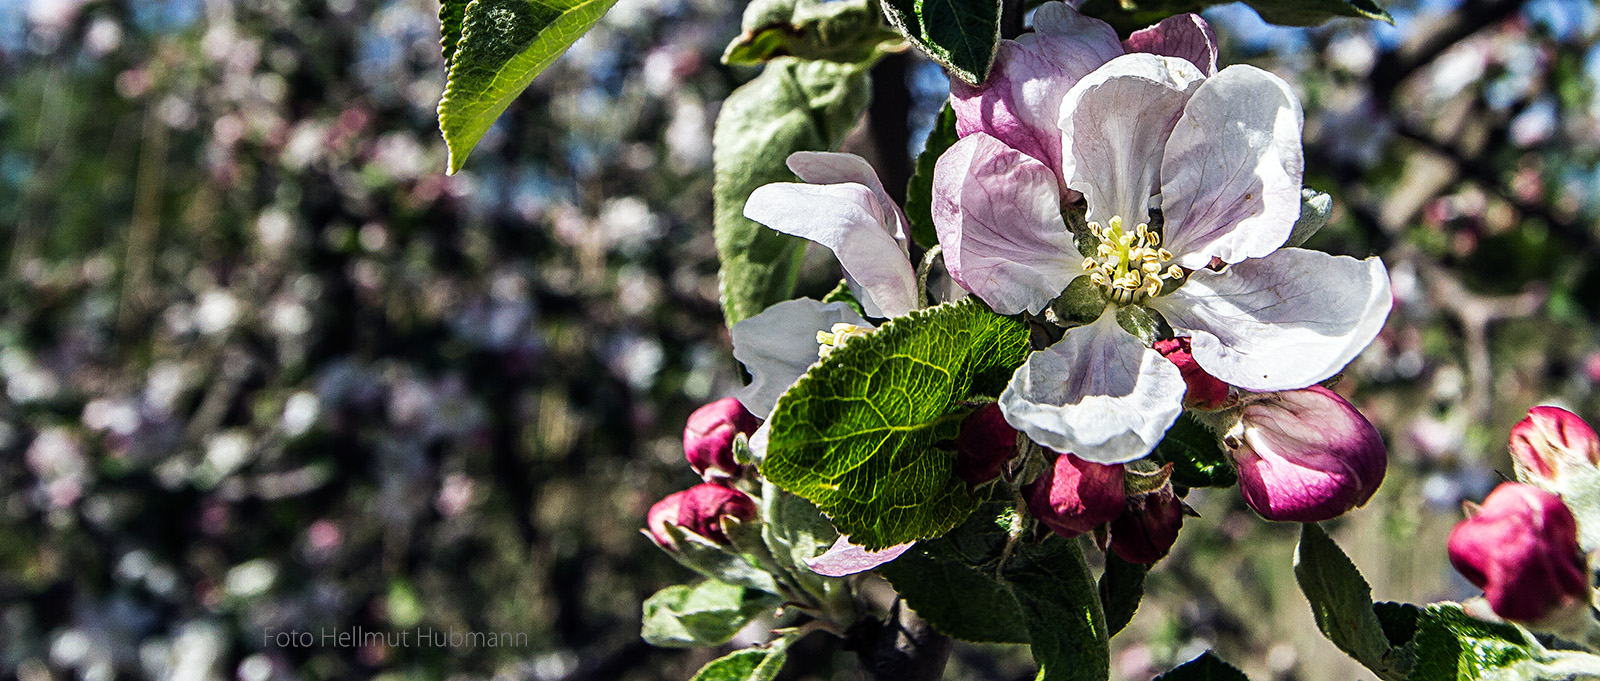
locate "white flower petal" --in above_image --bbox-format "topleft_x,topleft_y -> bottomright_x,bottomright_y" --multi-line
1160,65 -> 1305,268
732,299 -> 869,418
932,133 -> 1078,315
998,308 -> 1187,463
1146,248 -> 1391,392
745,182 -> 919,318
1060,53 -> 1205,226
805,536 -> 914,577
786,151 -> 910,246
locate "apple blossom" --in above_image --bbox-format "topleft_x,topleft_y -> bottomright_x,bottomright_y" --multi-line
1154,337 -> 1229,410
730,298 -> 873,419
684,397 -> 761,481
934,6 -> 1391,463
646,483 -> 759,549
1108,484 -> 1186,565
1448,483 -> 1590,623
1509,405 -> 1600,484
1230,386 -> 1387,522
1024,452 -> 1126,538
953,403 -> 1019,485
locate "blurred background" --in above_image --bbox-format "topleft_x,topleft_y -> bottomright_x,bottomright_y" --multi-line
1,0 -> 1598,679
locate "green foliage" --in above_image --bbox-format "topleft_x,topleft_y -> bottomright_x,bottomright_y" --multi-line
641,580 -> 783,648
688,636 -> 796,681
1007,537 -> 1111,681
1150,414 -> 1236,489
723,0 -> 902,65
1286,188 -> 1335,248
878,501 -> 1032,644
658,523 -> 784,595
1153,652 -> 1251,680
822,280 -> 867,318
883,503 -> 1109,679
714,59 -> 872,326
1294,523 -> 1407,680
905,103 -> 958,249
1098,553 -> 1148,638
1404,604 -> 1537,680
762,299 -> 1031,549
1074,0 -> 1390,33
437,0 -> 621,173
879,0 -> 1001,86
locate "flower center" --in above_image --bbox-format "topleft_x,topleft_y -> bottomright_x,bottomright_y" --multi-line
816,323 -> 872,358
1080,216 -> 1184,305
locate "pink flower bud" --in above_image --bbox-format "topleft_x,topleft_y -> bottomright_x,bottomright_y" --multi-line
953,403 -> 1019,485
1024,453 -> 1125,538
1447,483 -> 1590,623
1231,386 -> 1387,522
645,483 -> 758,549
1153,337 -> 1230,410
1108,485 -> 1186,565
1509,406 -> 1599,483
684,397 -> 760,481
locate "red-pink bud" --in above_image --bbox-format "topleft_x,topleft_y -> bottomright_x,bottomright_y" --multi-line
646,483 -> 758,549
1447,483 -> 1590,623
684,397 -> 760,481
1153,337 -> 1230,410
1509,406 -> 1600,483
1108,486 -> 1186,565
953,403 -> 1018,485
1024,453 -> 1126,538
1231,386 -> 1387,522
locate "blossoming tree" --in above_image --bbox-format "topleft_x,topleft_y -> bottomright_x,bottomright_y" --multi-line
434,0 -> 1600,679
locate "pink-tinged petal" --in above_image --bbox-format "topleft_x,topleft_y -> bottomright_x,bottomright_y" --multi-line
786,151 -> 910,246
950,2 -> 1122,183
804,536 -> 914,577
684,397 -> 761,481
1160,65 -> 1305,268
1123,13 -> 1218,75
1153,337 -> 1230,409
1448,483 -> 1589,623
646,483 -> 759,549
1231,386 -> 1387,523
1148,248 -> 1391,392
1509,406 -> 1600,483
1023,452 -> 1126,538
732,299 -> 869,418
953,403 -> 1019,485
932,133 -> 1077,315
746,182 -> 919,318
998,308 -> 1187,463
1060,53 -> 1205,226
1108,484 -> 1186,564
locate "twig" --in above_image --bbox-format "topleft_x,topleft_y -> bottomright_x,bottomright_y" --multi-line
850,598 -> 953,681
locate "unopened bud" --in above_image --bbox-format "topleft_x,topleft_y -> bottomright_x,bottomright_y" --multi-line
1153,337 -> 1229,409
953,403 -> 1019,485
1230,386 -> 1386,522
684,397 -> 760,481
1447,483 -> 1590,623
1509,406 -> 1600,484
1024,453 -> 1125,538
646,483 -> 758,550
1108,484 -> 1187,565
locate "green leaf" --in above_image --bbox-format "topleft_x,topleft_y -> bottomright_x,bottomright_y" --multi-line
878,500 -> 1032,644
723,0 -> 901,66
658,523 -> 784,595
822,280 -> 866,318
879,0 -> 1001,86
714,58 -> 871,326
1150,414 -> 1236,489
1073,0 -> 1389,33
440,0 -> 469,66
438,0 -> 621,173
1098,553 -> 1148,638
1405,604 -> 1538,681
1005,536 -> 1111,681
762,298 -> 1031,550
1285,188 -> 1333,248
1294,523 -> 1404,680
1153,652 -> 1251,681
689,635 -> 796,681
641,580 -> 783,649
904,103 -> 957,249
